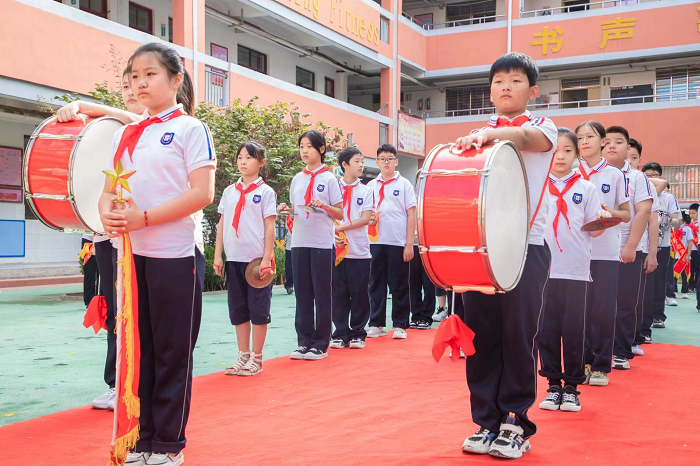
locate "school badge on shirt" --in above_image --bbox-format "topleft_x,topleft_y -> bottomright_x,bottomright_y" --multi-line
601,184 -> 611,193
160,132 -> 175,145
572,193 -> 583,204
253,194 -> 262,204
357,198 -> 364,206
317,184 -> 325,192
393,190 -> 400,196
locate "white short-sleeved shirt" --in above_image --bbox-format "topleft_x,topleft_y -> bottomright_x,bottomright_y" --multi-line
545,172 -> 600,281
218,177 -> 277,262
658,192 -> 681,248
682,224 -> 696,250
366,172 -> 417,247
579,157 -> 629,261
288,165 -> 343,249
339,178 -> 374,259
107,104 -> 217,258
641,188 -> 661,254
474,111 -> 557,246
620,162 -> 653,251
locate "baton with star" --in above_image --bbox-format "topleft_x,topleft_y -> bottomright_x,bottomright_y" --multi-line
103,160 -> 136,210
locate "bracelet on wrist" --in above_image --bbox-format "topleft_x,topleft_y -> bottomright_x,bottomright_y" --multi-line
144,210 -> 149,227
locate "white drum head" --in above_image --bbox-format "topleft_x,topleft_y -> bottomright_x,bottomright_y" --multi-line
482,142 -> 529,291
71,118 -> 124,233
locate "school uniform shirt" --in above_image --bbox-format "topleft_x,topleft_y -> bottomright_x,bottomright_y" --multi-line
545,172 -> 600,281
682,224 -> 695,250
641,188 -> 661,255
658,192 -> 681,248
579,157 -> 629,261
218,177 -> 277,262
107,104 -> 216,258
366,172 -> 417,247
473,111 -> 557,246
339,178 -> 374,259
288,165 -> 343,249
620,162 -> 653,251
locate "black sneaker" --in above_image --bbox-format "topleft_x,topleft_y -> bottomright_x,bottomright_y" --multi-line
612,355 -> 630,370
290,346 -> 308,360
538,385 -> 562,411
652,319 -> 665,329
560,386 -> 581,412
643,335 -> 652,344
416,320 -> 431,330
409,321 -> 418,329
488,413 -> 530,459
304,348 -> 328,360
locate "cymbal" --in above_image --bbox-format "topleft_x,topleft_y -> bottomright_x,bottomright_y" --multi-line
581,217 -> 622,232
297,205 -> 323,214
245,257 -> 275,289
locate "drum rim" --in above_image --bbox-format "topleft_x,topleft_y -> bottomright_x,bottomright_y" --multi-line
478,140 -> 531,293
23,115 -> 123,234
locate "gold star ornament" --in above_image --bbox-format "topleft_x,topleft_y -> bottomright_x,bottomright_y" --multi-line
103,160 -> 136,195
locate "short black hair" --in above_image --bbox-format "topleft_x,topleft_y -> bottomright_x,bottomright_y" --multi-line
377,144 -> 397,157
337,147 -> 363,170
298,130 -> 327,163
642,162 -> 662,175
606,125 -> 630,142
690,203 -> 700,212
489,52 -> 539,86
575,121 -> 606,139
628,138 -> 642,156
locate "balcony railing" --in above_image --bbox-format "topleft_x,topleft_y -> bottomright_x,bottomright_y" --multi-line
663,165 -> 700,203
205,67 -> 228,107
417,93 -> 696,118
402,12 -> 505,30
520,0 -> 661,18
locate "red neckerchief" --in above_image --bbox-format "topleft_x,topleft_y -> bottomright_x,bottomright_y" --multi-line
342,182 -> 357,221
578,158 -> 608,181
375,176 -> 397,211
232,179 -> 264,237
491,114 -> 531,128
113,109 -> 184,168
548,173 -> 581,252
302,166 -> 329,218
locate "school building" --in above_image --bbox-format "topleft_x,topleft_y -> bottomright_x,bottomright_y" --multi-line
1,0 -> 699,274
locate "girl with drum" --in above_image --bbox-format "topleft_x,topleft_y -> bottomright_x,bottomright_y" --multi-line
56,69 -> 145,413
575,121 -> 631,388
99,42 -> 216,466
537,128 -> 610,413
277,130 -> 344,361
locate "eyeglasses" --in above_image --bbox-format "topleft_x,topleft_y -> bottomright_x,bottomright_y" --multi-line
378,157 -> 396,163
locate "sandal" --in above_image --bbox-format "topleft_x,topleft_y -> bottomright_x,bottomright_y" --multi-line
237,353 -> 263,377
225,351 -> 251,375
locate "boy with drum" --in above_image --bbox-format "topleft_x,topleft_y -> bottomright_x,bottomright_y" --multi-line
453,52 -> 557,460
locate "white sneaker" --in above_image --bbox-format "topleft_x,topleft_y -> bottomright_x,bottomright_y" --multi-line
462,427 -> 496,454
125,452 -> 151,466
304,348 -> 328,360
392,328 -> 407,339
329,339 -> 346,349
632,345 -> 644,356
349,338 -> 365,349
681,293 -> 690,299
665,297 -> 678,306
366,326 -> 387,338
432,308 -> 448,322
91,387 -> 116,410
146,452 -> 184,465
488,416 -> 531,459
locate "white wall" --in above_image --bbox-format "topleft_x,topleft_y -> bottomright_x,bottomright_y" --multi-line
0,119 -> 82,266
206,17 -> 349,102
401,88 -> 445,115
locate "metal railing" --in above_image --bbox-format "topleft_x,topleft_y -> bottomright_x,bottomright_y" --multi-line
663,165 -> 700,204
419,92 -> 697,118
376,103 -> 389,116
204,67 -> 228,107
520,0 -> 660,18
402,12 -> 505,30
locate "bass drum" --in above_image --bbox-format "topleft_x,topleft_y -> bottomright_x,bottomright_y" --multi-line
23,115 -> 124,234
416,141 -> 530,294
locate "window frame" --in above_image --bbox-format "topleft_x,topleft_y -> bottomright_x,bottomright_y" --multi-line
79,0 -> 108,19
237,45 -> 268,75
128,2 -> 154,35
324,77 -> 335,98
296,67 -> 316,92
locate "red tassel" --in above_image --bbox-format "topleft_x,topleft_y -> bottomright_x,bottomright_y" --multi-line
432,314 -> 476,363
83,296 -> 108,334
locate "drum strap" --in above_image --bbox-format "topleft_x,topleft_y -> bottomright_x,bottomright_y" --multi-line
547,173 -> 581,252
302,165 -> 329,218
233,180 -> 265,237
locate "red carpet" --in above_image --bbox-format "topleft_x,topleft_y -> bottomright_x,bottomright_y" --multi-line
1,330 -> 698,465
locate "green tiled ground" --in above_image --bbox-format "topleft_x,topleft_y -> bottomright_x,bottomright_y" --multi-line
1,285 -> 698,426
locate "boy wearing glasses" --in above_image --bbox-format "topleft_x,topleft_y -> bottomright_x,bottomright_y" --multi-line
366,144 -> 417,340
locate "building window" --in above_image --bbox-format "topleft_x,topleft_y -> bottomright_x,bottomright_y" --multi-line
610,85 -> 654,105
656,66 -> 700,102
446,1 -> 497,26
168,17 -> 173,43
129,3 -> 153,34
563,0 -> 590,13
380,17 -> 390,43
560,76 -> 600,108
79,0 -> 108,19
324,77 -> 335,98
296,67 -> 315,91
446,84 -> 493,116
238,45 -> 267,74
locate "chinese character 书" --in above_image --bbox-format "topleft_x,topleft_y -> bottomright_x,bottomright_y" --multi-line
600,17 -> 636,49
532,26 -> 564,55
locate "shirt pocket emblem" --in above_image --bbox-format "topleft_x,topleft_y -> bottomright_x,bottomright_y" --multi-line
393,190 -> 400,196
253,194 -> 262,204
317,184 -> 325,192
160,132 -> 175,145
601,184 -> 610,193
357,198 -> 363,206
572,193 -> 583,204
